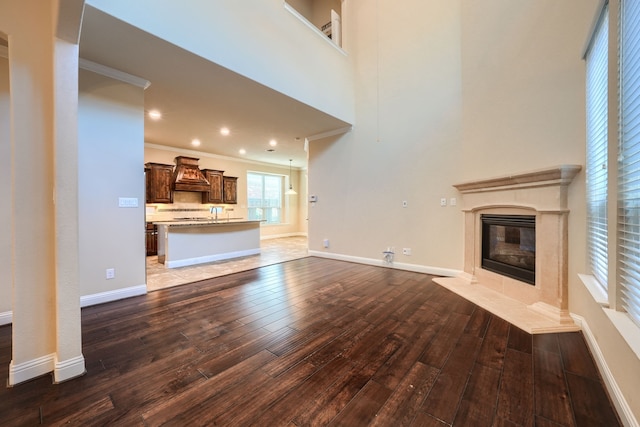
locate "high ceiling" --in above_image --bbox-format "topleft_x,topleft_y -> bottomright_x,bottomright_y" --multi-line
78,6 -> 349,168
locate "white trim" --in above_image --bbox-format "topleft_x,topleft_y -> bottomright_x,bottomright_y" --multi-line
1,50 -> 151,88
2,285 -> 149,324
283,2 -> 347,56
9,353 -> 55,386
80,284 -> 147,308
145,142 -> 299,170
571,314 -> 639,427
54,355 -> 86,383
578,273 -> 609,306
0,310 -> 12,326
165,248 -> 260,269
79,58 -> 151,89
305,125 -> 353,142
308,250 -> 461,277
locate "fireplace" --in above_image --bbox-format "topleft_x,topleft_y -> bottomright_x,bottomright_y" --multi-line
481,214 -> 535,285
432,165 -> 582,333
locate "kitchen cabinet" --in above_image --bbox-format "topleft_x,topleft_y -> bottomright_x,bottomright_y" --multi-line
145,162 -> 173,204
201,169 -> 224,204
223,176 -> 238,204
145,222 -> 158,256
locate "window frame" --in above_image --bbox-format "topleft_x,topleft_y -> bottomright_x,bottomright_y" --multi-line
246,171 -> 285,225
585,4 -> 610,294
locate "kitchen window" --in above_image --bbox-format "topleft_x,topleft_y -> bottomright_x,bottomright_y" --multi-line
247,172 -> 283,224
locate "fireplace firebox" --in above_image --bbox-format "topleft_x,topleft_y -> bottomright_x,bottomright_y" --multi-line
481,214 -> 536,285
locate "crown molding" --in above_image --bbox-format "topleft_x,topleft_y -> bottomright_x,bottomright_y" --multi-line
144,143 -> 300,170
79,58 -> 151,89
1,48 -> 150,89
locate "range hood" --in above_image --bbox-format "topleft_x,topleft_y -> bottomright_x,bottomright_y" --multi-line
172,156 -> 210,192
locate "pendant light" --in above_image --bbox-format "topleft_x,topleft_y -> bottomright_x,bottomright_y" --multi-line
285,159 -> 297,195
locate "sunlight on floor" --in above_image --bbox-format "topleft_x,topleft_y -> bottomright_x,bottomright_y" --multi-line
146,236 -> 308,291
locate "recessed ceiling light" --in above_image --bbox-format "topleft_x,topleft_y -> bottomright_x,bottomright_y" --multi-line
191,138 -> 201,147
220,127 -> 230,136
239,148 -> 246,155
148,110 -> 162,120
269,139 -> 277,147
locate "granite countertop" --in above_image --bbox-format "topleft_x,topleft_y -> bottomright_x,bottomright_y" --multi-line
152,218 -> 263,227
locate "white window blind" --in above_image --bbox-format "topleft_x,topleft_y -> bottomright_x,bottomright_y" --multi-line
586,6 -> 609,290
619,0 -> 640,327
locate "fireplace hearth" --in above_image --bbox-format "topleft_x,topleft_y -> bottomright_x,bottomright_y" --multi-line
481,214 -> 535,285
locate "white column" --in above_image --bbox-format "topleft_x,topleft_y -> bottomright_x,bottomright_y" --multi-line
0,0 -> 85,385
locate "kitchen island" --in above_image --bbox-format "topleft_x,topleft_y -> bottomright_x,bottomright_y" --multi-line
153,219 -> 262,268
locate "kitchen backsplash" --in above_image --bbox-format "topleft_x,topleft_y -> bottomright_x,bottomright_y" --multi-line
146,191 -> 243,222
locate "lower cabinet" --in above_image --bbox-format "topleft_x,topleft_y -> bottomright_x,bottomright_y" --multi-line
146,222 -> 158,256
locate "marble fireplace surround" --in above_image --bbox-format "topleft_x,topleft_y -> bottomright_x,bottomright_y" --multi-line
434,165 -> 582,333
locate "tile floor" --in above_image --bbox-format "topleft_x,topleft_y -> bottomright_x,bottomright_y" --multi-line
146,236 -> 308,291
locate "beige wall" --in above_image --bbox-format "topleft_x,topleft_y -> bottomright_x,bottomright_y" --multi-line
0,56 -> 10,315
309,1 -> 463,269
78,70 -> 146,296
145,145 -> 306,237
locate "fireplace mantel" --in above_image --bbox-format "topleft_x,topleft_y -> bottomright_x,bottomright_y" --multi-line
435,165 -> 582,333
453,165 -> 582,193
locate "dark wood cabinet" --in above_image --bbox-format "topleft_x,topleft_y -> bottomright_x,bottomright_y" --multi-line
201,169 -> 225,204
223,176 -> 238,204
145,163 -> 173,204
145,222 -> 158,256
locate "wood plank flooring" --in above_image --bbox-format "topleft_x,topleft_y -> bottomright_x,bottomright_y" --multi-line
0,257 -> 621,426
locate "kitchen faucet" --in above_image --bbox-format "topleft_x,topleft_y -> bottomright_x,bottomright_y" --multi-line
210,206 -> 218,221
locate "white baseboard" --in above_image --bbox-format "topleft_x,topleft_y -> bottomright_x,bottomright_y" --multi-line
0,285 -> 148,325
0,310 -> 12,326
165,248 -> 260,268
571,314 -> 639,427
308,250 -> 461,277
8,353 -> 55,386
54,354 -> 86,383
7,352 -> 85,386
80,284 -> 147,308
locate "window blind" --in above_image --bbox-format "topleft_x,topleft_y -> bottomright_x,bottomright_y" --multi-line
619,0 -> 640,327
586,6 -> 609,290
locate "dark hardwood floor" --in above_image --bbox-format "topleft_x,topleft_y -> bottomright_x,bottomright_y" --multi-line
0,257 -> 621,426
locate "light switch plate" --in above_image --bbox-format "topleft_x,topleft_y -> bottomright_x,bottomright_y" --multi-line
118,197 -> 139,208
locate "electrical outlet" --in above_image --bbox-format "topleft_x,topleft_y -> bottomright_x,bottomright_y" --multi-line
402,248 -> 412,256
440,198 -> 447,207
105,268 -> 115,279
323,238 -> 330,248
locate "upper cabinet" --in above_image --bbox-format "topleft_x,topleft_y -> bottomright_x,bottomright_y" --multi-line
202,169 -> 225,204
145,162 -> 173,204
223,176 -> 238,204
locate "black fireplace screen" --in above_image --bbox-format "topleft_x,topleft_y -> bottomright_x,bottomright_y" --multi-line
481,214 -> 536,285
